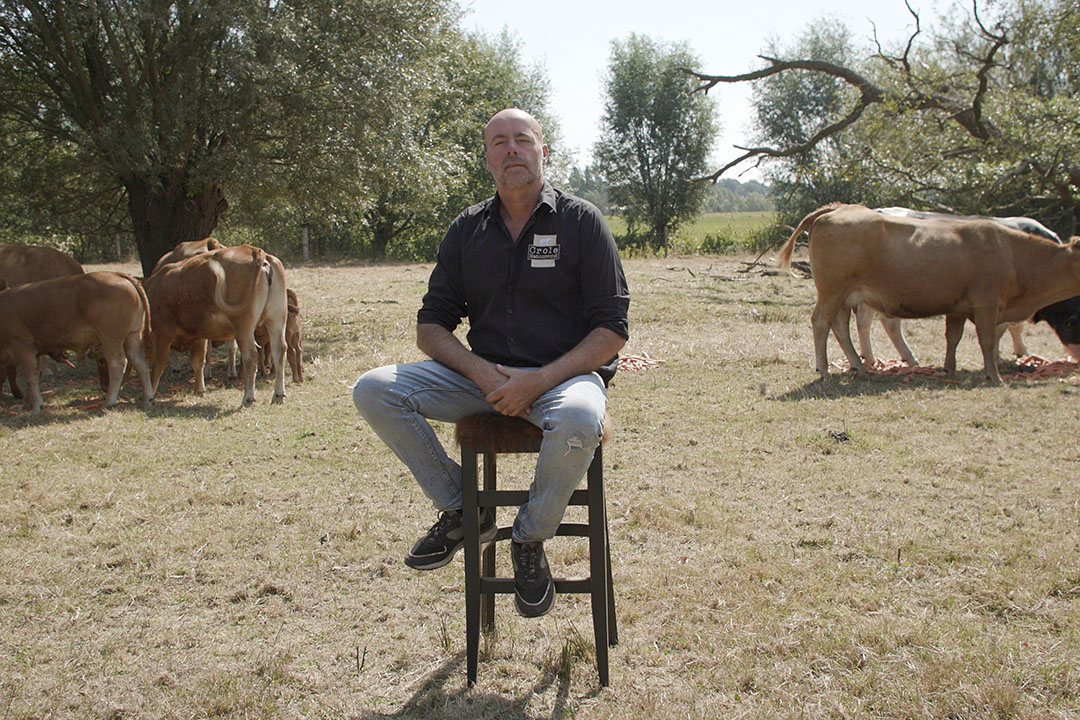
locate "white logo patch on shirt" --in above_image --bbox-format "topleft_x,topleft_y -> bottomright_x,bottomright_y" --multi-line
529,235 -> 559,268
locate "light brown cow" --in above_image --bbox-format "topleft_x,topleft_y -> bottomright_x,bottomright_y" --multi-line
778,203 -> 1080,383
150,237 -> 237,380
0,272 -> 154,412
0,243 -> 86,398
151,237 -> 225,275
254,287 -> 303,383
852,208 -> 1064,366
144,244 -> 287,405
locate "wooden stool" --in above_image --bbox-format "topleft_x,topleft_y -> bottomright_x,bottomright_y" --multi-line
457,413 -> 617,687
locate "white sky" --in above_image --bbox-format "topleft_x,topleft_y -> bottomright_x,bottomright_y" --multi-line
462,0 -> 955,181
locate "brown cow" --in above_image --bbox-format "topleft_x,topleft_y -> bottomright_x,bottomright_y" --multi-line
778,203 -> 1080,383
0,272 -> 154,412
151,237 -> 225,275
150,237 -> 237,380
254,287 -> 303,383
144,244 -> 287,405
0,243 -> 86,398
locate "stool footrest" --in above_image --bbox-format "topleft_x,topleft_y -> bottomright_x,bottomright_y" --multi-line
480,577 -> 593,594
478,489 -> 590,506
491,523 -> 591,542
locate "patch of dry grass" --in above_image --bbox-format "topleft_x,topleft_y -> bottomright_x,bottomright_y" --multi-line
1,255 -> 1078,719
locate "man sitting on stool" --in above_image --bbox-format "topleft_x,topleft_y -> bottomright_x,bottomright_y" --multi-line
352,108 -> 629,617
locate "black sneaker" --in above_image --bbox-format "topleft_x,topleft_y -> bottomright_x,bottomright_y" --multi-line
404,509 -> 496,570
511,540 -> 556,617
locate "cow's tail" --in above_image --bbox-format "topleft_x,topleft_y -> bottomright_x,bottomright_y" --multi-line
211,246 -> 268,316
125,273 -> 155,361
777,203 -> 844,270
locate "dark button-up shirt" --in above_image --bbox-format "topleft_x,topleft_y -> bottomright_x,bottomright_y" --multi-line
418,182 -> 630,382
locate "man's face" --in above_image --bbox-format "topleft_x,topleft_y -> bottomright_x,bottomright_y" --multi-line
484,113 -> 548,191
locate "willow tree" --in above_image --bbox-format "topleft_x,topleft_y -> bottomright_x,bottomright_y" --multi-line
594,34 -> 719,252
0,0 -> 456,274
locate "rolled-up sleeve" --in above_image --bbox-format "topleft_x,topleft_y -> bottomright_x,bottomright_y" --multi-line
417,219 -> 466,332
580,207 -> 630,340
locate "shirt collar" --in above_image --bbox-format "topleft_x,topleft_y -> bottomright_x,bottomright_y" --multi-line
486,180 -> 557,220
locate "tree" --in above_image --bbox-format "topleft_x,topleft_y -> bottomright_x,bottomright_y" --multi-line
0,0 -> 456,275
359,29 -> 561,260
688,0 -> 1080,237
594,34 -> 719,252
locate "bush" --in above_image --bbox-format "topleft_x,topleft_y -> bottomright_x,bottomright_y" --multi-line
700,230 -> 740,255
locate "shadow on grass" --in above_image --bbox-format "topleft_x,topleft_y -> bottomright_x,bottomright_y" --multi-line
0,365 -> 253,426
775,365 -> 1062,401
354,651 -> 589,720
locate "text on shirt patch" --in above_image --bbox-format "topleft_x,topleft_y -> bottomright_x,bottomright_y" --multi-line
529,235 -> 559,268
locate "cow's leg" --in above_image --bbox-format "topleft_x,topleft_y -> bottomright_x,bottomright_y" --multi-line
190,340 -> 209,395
943,315 -> 966,376
226,339 -> 238,379
288,336 -> 303,383
150,331 -> 177,395
235,332 -> 259,406
124,334 -> 155,409
1005,322 -> 1027,358
269,322 -> 286,403
880,317 -> 918,366
17,353 -> 43,412
854,304 -> 877,365
5,364 -> 22,399
973,310 -> 1003,384
96,338 -> 129,408
811,302 -> 835,378
831,307 -> 867,373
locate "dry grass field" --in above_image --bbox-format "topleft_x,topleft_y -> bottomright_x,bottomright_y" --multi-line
1,254 -> 1078,719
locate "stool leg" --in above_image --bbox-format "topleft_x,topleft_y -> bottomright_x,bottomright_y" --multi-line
606,505 -> 618,647
586,446 -> 611,687
461,443 -> 481,687
481,452 -> 497,634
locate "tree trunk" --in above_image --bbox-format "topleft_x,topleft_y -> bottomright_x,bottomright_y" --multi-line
126,175 -> 228,277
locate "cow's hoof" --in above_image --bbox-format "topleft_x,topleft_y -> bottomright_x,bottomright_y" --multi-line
242,397 -> 256,407
271,393 -> 285,405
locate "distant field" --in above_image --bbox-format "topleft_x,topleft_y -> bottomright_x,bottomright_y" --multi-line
606,210 -> 778,253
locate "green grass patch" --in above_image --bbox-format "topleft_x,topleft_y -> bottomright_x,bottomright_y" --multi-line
606,211 -> 780,254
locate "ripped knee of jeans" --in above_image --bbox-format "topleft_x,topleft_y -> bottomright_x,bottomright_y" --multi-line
563,434 -> 586,456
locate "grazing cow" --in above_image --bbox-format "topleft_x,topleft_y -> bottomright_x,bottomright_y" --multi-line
144,244 -> 287,405
852,208 -> 1064,366
254,288 -> 303,383
1033,299 -> 1080,361
778,203 -> 1080,383
151,237 -> 225,275
0,243 -> 86,398
0,272 -> 154,412
150,237 -> 238,379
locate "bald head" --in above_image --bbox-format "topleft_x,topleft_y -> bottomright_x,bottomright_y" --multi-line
484,108 -> 544,149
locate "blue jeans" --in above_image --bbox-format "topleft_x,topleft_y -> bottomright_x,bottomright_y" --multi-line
352,360 -> 607,543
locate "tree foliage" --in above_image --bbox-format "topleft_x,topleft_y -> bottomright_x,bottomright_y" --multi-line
594,34 -> 719,252
0,0 -> 457,274
689,0 -> 1080,238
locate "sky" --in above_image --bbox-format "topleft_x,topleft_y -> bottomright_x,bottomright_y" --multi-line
462,0 -> 955,181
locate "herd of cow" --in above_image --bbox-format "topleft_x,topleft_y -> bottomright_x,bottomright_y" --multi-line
780,203 -> 1080,383
0,238 -> 303,412
3,202 -> 1078,413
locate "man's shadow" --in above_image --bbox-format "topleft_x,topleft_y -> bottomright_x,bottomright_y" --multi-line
354,650 -> 588,720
